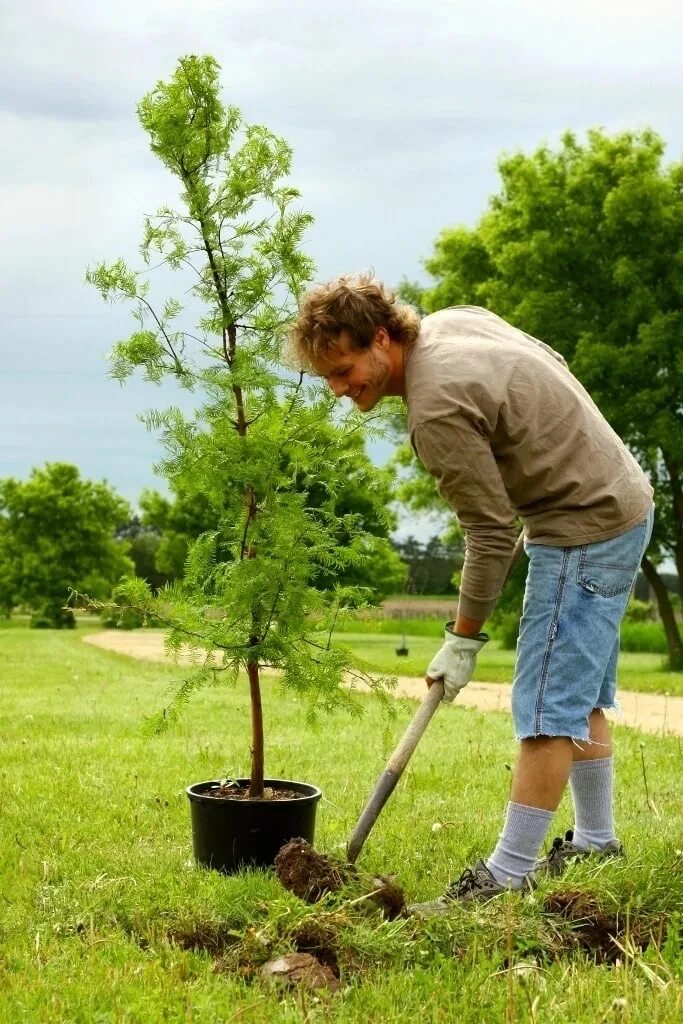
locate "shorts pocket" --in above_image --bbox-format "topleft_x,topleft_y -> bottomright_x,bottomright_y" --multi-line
576,521 -> 647,598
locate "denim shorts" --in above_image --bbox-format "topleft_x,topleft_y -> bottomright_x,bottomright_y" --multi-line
511,506 -> 654,741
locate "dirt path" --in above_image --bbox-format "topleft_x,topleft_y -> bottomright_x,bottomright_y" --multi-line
83,630 -> 683,738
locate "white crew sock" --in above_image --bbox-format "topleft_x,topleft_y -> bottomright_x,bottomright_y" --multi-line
486,801 -> 554,888
570,756 -> 617,851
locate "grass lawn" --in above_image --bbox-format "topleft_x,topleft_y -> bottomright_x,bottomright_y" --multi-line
332,633 -> 683,697
1,630 -> 681,1022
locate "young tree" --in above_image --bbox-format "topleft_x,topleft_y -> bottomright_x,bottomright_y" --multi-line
87,55 -> 394,797
404,129 -> 682,668
139,436 -> 406,599
0,463 -> 132,626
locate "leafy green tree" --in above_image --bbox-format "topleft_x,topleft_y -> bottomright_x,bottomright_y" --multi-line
116,515 -> 169,593
139,436 -> 406,599
405,129 -> 682,668
393,534 -> 464,595
0,516 -> 14,619
87,55 -> 395,797
0,463 -> 132,627
138,490 -> 214,580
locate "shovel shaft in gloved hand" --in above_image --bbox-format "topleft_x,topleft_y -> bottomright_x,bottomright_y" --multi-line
345,530 -> 526,865
346,680 -> 444,863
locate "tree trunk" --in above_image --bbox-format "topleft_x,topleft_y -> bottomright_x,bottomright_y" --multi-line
641,557 -> 682,671
247,656 -> 265,797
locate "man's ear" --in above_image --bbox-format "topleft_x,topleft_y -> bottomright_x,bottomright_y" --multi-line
374,326 -> 391,349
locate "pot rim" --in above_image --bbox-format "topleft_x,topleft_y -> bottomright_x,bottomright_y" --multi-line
186,778 -> 323,802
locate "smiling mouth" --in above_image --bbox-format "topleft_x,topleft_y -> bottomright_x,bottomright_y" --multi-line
350,387 -> 364,402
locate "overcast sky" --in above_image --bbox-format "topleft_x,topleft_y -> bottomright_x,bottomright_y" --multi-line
1,0 -> 681,536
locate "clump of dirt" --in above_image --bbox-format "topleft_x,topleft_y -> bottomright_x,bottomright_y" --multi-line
543,889 -> 652,964
366,874 -> 407,919
275,838 -> 352,901
260,952 -> 340,992
212,915 -> 347,988
274,838 -> 406,919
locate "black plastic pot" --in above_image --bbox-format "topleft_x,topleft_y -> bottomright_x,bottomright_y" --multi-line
186,778 -> 323,874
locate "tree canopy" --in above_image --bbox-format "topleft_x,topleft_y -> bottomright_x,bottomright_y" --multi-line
139,431 -> 406,600
0,463 -> 132,626
402,129 -> 682,667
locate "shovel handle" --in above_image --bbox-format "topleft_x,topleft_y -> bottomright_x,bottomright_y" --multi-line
346,531 -> 526,864
346,680 -> 444,863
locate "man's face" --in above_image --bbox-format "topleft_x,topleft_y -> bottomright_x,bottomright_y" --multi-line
312,328 -> 394,412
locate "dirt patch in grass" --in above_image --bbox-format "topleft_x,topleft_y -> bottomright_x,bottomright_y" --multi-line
260,952 -> 340,992
544,889 -> 656,964
211,915 -> 348,988
165,921 -> 243,955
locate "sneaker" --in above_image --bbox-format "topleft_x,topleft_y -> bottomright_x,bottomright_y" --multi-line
536,830 -> 624,877
407,859 -> 533,917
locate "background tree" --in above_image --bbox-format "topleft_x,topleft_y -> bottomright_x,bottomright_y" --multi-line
87,55 -> 395,797
116,515 -> 169,593
0,463 -> 132,627
138,489 -> 215,582
402,129 -> 682,668
392,534 -> 464,595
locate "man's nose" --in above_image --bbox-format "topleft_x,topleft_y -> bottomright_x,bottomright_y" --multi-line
329,378 -> 347,398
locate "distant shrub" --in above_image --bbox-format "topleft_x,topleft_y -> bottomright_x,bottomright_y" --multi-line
491,612 -> 521,650
619,621 -> 668,653
624,598 -> 656,623
30,614 -> 54,630
30,606 -> 76,629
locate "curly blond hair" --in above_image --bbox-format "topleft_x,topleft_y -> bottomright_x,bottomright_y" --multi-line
288,272 -> 421,370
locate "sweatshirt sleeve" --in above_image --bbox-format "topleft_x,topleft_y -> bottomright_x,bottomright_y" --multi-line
411,413 -> 519,620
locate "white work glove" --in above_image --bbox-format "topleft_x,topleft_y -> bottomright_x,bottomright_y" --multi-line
426,622 -> 489,703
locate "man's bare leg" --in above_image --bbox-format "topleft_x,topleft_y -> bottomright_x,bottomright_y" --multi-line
507,709 -> 611,810
510,735 -> 574,811
573,708 -> 612,760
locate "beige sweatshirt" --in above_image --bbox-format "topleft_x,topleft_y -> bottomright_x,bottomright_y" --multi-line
405,306 -> 654,620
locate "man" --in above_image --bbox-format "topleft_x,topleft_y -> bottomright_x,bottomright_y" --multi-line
289,273 -> 654,911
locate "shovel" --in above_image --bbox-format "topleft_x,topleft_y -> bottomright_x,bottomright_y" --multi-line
346,532 -> 525,864
346,678 -> 444,863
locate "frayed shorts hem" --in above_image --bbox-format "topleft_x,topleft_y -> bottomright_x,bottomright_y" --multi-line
514,727 -> 590,743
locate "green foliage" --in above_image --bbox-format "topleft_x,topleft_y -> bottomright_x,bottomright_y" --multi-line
139,489 -> 215,580
620,620 -> 668,654
116,515 -> 169,593
86,55 -> 397,787
140,435 -> 406,601
402,129 -> 682,666
0,462 -> 132,627
490,611 -> 521,650
625,598 -> 656,623
99,604 -> 146,630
